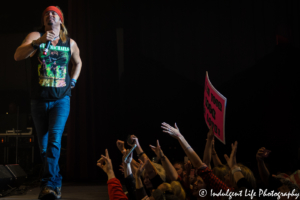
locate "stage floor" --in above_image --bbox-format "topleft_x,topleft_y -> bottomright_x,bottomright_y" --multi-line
2,182 -> 111,200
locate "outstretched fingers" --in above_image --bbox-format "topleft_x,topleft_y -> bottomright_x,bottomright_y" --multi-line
157,140 -> 160,148
175,122 -> 179,130
101,154 -> 108,163
224,154 -> 229,162
97,157 -> 105,168
149,145 -> 156,152
105,149 -> 110,159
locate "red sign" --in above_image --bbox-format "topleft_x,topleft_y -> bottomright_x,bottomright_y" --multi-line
204,72 -> 227,144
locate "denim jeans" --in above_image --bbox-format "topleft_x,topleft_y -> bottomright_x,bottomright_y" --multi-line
31,95 -> 70,188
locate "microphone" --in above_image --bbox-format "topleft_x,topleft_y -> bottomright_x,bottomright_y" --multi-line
43,41 -> 51,55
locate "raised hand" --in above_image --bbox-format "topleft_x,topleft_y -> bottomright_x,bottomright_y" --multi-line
116,140 -> 126,153
122,149 -> 133,164
224,141 -> 238,169
161,122 -> 182,139
256,147 -> 266,162
207,126 -> 214,141
212,138 -> 216,154
40,31 -> 58,43
127,135 -> 140,147
97,149 -> 113,174
149,140 -> 165,161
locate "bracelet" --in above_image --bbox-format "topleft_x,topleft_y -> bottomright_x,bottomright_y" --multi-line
231,167 -> 242,174
71,79 -> 77,88
138,152 -> 145,157
31,40 -> 39,50
186,146 -> 191,150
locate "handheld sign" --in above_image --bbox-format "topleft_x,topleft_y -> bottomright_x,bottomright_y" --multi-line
204,71 -> 227,144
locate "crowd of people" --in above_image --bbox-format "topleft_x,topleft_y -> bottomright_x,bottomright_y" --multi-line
97,122 -> 300,200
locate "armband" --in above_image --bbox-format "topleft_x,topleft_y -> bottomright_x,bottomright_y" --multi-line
71,79 -> 77,88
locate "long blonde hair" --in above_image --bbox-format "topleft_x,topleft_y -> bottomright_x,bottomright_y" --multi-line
142,162 -> 166,182
158,181 -> 186,200
213,164 -> 230,182
39,6 -> 68,43
239,163 -> 256,189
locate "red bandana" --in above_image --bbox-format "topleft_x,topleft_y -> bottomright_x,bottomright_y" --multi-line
42,6 -> 64,22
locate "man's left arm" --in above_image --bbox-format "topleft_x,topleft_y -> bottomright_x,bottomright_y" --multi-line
70,39 -> 82,87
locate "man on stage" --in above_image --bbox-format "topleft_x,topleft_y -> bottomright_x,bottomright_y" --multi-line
14,6 -> 82,199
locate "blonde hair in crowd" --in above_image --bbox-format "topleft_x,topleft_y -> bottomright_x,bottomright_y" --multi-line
238,163 -> 256,189
142,162 -> 166,182
213,164 -> 230,182
159,181 -> 186,200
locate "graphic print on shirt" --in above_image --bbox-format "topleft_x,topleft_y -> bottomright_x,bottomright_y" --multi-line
37,43 -> 70,87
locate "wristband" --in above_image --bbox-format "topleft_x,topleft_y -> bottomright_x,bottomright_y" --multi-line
231,167 -> 242,174
71,79 -> 76,88
31,40 -> 39,49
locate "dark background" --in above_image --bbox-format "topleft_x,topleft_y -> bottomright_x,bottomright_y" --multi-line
0,0 -> 299,181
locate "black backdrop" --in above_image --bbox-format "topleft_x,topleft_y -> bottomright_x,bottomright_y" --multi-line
0,0 -> 299,180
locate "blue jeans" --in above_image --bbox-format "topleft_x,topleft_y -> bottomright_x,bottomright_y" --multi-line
31,95 -> 70,188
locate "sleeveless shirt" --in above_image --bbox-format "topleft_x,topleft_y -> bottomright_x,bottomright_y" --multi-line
30,34 -> 72,100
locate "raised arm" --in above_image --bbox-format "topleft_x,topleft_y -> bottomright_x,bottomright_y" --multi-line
224,141 -> 244,183
14,31 -> 56,61
161,122 -> 204,169
256,147 -> 270,186
150,140 -> 178,181
128,135 -> 159,179
97,149 -> 128,200
122,149 -> 133,178
97,149 -> 115,180
203,126 -> 214,167
117,139 -> 139,168
122,149 -> 136,200
14,32 -> 40,61
128,135 -> 150,163
211,138 -> 223,167
196,141 -> 244,192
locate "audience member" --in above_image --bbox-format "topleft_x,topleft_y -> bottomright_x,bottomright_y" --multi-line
96,121 -> 299,200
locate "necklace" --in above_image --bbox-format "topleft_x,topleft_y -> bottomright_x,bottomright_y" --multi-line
52,36 -> 59,41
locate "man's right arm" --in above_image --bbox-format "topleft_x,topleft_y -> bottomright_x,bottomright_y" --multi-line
14,32 -> 41,61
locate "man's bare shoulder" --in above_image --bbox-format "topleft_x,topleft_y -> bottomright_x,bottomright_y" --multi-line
70,39 -> 78,48
22,32 -> 41,44
70,39 -> 80,55
27,32 -> 41,39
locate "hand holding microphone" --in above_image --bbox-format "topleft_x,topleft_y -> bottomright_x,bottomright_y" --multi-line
40,31 -> 58,55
